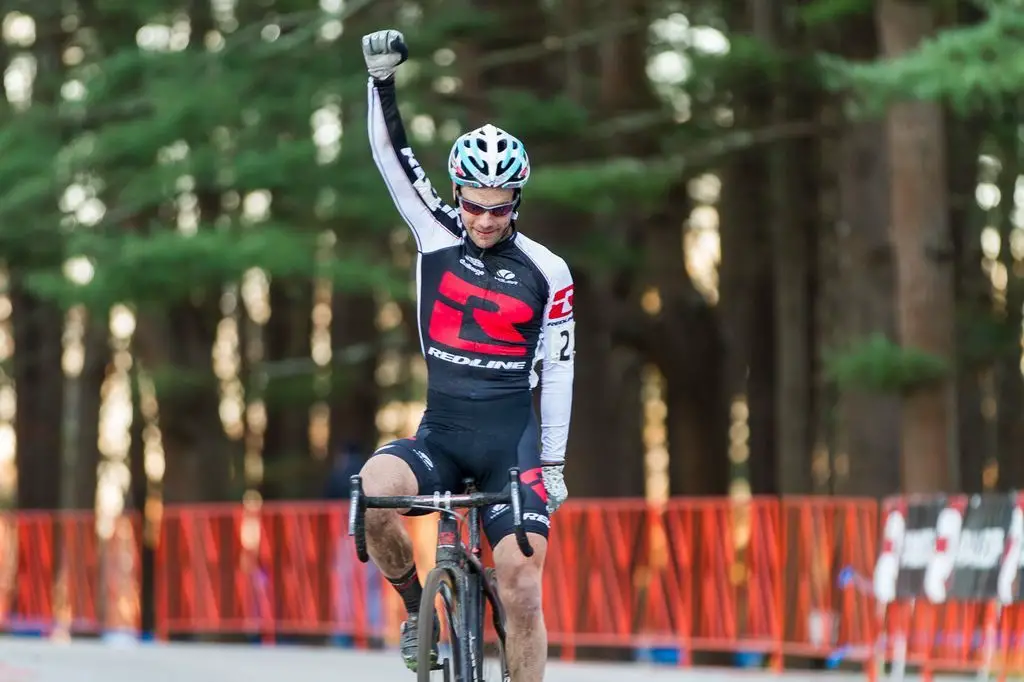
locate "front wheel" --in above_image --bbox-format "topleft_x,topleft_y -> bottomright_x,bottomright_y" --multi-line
418,567 -> 464,682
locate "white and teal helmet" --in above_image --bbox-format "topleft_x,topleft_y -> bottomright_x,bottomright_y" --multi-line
447,123 -> 530,190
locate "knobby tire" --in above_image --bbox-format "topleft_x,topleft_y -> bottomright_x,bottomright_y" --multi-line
418,567 -> 461,682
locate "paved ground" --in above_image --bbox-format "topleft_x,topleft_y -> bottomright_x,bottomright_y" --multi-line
0,638 -> 964,682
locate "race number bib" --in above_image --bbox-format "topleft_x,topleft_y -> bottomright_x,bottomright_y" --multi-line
549,321 -> 575,362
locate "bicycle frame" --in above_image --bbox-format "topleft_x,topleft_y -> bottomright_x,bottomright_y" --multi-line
435,497 -> 478,679
348,467 -> 532,682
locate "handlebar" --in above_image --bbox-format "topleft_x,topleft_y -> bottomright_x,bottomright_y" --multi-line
347,467 -> 534,561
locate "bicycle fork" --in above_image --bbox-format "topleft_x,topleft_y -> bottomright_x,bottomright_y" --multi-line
466,506 -> 485,682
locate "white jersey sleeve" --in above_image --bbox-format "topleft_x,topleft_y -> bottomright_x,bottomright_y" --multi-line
538,259 -> 575,463
366,77 -> 461,254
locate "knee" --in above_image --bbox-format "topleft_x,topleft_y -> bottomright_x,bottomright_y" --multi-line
497,561 -> 543,624
360,453 -> 418,529
360,453 -> 417,497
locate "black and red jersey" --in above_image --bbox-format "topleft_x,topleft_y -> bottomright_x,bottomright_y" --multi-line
367,77 -> 574,464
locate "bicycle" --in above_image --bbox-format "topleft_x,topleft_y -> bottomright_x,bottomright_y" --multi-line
348,466 -> 534,682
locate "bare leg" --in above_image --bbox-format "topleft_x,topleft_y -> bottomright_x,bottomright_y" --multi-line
494,533 -> 548,682
360,454 -> 419,601
360,452 -> 437,671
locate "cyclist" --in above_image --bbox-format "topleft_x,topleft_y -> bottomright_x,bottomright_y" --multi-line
358,29 -> 574,682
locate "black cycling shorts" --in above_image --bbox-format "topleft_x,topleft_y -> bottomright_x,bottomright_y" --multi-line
370,390 -> 550,549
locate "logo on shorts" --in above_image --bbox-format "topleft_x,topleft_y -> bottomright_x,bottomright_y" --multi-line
524,512 -> 550,528
520,467 -> 548,504
412,448 -> 433,470
488,504 -> 509,521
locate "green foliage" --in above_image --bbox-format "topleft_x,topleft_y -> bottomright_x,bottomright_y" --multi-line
1,7 -> 405,310
529,156 -> 680,211
716,35 -> 789,84
957,305 -> 1024,368
487,90 -> 590,138
824,333 -> 951,394
797,0 -> 873,27
24,226 -> 405,311
147,364 -> 217,401
818,2 -> 1024,114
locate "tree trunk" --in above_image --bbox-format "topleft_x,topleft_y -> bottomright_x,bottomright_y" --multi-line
329,293 -> 380,461
11,3 -> 67,512
813,7 -> 901,498
879,0 -> 956,493
832,117 -> 903,497
73,312 -> 108,510
12,285 -> 64,510
261,280 -> 313,499
57,308 -> 107,514
661,308 -> 730,497
718,0 -> 776,495
752,0 -> 816,495
747,286 -> 777,493
948,113 -> 991,494
604,0 -> 727,496
127,369 -> 155,635
718,170 -> 776,495
135,298 -> 237,503
814,108 -> 839,495
330,42 -> 385,467
570,0 -> 648,498
994,117 -> 1024,490
636,176 -> 729,497
570,275 -> 646,498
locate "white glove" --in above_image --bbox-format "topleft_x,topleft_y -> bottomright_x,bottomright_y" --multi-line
541,463 -> 568,515
361,29 -> 408,81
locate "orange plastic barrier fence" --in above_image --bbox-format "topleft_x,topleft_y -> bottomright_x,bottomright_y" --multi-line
5,496 -> 1024,679
781,497 -> 879,665
155,501 -> 344,641
0,510 -> 141,636
871,600 -> 1024,681
152,496 -> 881,667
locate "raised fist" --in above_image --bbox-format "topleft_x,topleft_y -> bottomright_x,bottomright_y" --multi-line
361,29 -> 408,81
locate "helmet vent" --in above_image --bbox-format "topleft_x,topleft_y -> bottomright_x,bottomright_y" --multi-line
468,156 -> 487,174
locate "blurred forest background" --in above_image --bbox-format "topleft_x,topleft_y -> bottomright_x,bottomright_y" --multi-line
0,0 -> 1021,530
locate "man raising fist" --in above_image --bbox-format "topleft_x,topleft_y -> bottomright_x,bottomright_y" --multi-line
356,28 -> 575,682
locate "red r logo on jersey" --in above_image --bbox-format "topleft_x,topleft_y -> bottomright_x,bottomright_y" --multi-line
548,284 -> 574,320
429,272 -> 533,356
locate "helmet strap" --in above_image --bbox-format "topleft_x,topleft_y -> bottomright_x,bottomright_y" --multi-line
510,189 -> 522,223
